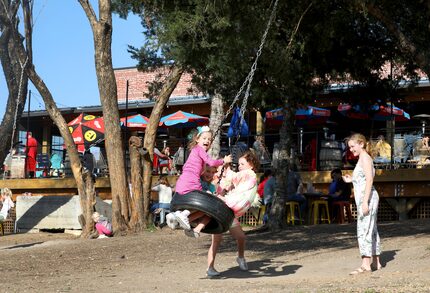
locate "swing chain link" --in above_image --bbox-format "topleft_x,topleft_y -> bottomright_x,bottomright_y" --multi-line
212,0 -> 279,143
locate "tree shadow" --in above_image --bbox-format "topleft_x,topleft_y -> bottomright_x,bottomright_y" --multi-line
202,258 -> 301,279
2,241 -> 44,250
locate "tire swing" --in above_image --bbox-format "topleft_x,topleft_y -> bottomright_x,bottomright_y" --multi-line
171,0 -> 279,234
171,191 -> 234,234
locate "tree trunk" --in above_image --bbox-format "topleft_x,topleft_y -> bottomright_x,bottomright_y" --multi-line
79,0 -> 130,234
268,97 -> 295,232
142,66 -> 184,226
0,3 -> 28,167
209,92 -> 224,158
4,1 -> 96,237
26,66 -> 97,237
128,136 -> 145,230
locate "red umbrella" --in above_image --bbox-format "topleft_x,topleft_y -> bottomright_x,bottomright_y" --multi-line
120,114 -> 149,131
265,106 -> 331,127
338,103 -> 410,121
67,113 -> 105,152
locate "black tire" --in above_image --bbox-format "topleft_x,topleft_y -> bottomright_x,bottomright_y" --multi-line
171,191 -> 234,234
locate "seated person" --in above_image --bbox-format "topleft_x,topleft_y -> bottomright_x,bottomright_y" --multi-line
285,164 -> 307,219
373,135 -> 391,164
328,168 -> 352,220
263,173 -> 276,224
257,169 -> 272,200
0,188 -> 14,223
328,168 -> 352,202
151,177 -> 173,228
413,135 -> 430,167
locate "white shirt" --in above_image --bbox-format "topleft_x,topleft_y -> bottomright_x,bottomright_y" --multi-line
151,184 -> 173,204
0,197 -> 13,219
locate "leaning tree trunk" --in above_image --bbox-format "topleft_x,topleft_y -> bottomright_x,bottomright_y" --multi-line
5,1 -> 97,237
128,136 -> 145,230
79,0 -> 130,234
268,97 -> 295,232
142,66 -> 184,226
0,3 -> 28,167
26,66 -> 97,237
209,92 -> 224,158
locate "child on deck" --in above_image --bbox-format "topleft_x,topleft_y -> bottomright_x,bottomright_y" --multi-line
0,188 -> 14,223
173,126 -> 232,236
92,212 -> 112,238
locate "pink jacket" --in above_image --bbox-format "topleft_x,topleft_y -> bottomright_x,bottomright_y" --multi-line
175,145 -> 224,195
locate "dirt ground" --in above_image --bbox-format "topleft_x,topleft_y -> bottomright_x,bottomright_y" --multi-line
0,219 -> 429,293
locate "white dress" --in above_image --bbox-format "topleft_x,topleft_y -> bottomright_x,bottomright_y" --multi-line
352,163 -> 381,257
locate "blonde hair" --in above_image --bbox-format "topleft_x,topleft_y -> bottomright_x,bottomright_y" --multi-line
1,188 -> 12,198
348,133 -> 373,157
187,128 -> 213,151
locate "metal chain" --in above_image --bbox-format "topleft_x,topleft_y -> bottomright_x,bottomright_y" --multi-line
9,56 -> 29,153
212,0 -> 279,143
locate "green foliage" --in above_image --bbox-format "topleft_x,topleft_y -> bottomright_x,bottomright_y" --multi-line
112,0 -> 428,109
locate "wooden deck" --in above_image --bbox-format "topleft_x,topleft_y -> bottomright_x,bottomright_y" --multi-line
1,169 -> 429,220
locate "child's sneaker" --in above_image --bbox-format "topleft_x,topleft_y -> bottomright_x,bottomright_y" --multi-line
166,213 -> 179,230
175,210 -> 191,230
184,229 -> 200,238
236,257 -> 248,271
206,267 -> 220,277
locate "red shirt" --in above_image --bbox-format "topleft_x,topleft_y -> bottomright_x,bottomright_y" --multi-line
257,177 -> 269,198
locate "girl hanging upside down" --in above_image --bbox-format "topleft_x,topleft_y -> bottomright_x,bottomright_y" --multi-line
169,126 -> 232,236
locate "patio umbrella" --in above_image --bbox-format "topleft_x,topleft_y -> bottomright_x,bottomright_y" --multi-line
265,106 -> 331,127
338,103 -> 410,121
159,110 -> 209,128
373,105 -> 410,121
67,113 -> 105,152
228,107 -> 249,138
120,114 -> 149,130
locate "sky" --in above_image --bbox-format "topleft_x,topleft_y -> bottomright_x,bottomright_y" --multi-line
0,0 -> 144,117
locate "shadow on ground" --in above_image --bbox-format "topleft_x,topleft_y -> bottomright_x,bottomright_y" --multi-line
200,258 -> 301,280
213,219 -> 430,259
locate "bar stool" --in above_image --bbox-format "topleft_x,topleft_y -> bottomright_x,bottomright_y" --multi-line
309,199 -> 331,224
285,201 -> 303,225
331,201 -> 353,224
256,205 -> 266,225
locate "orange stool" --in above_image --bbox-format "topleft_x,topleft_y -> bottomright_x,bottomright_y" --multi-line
332,201 -> 353,224
309,199 -> 331,224
285,201 -> 303,225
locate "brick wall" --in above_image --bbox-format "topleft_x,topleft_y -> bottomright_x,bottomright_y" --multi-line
115,67 -> 203,103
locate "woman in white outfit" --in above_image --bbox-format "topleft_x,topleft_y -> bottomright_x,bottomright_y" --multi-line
343,133 -> 382,275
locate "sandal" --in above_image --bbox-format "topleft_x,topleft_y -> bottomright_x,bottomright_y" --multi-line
349,266 -> 371,275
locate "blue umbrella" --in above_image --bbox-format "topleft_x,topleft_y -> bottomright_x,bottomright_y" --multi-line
228,107 -> 249,137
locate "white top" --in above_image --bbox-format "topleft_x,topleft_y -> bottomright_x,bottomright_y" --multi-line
151,184 -> 173,204
0,197 -> 14,219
